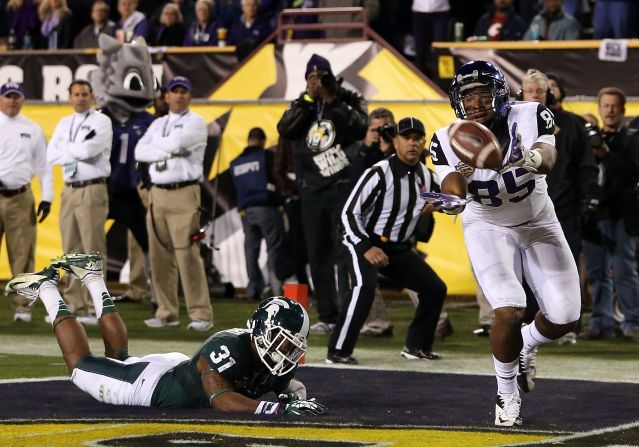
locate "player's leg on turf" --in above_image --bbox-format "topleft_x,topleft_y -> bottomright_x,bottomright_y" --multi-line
51,253 -> 129,360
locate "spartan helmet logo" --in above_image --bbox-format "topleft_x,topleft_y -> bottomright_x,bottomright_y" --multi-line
264,297 -> 291,322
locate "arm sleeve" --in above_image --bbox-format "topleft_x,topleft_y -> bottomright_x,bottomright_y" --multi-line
34,128 -> 54,202
341,167 -> 381,255
46,121 -> 75,166
135,121 -> 170,162
66,115 -> 113,160
155,115 -> 207,154
277,95 -> 315,139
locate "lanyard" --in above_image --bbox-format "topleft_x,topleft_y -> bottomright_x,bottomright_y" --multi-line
315,100 -> 325,122
162,110 -> 189,137
69,111 -> 91,142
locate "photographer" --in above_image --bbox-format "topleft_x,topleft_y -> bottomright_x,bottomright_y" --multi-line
582,87 -> 639,341
277,54 -> 368,334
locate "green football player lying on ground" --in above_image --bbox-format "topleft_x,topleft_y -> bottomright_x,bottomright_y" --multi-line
6,253 -> 326,416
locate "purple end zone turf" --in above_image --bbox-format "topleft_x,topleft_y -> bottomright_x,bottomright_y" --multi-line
1,368 -> 638,431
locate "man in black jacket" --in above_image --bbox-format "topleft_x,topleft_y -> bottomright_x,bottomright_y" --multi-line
471,0 -> 527,41
277,54 -> 367,334
582,87 -> 639,341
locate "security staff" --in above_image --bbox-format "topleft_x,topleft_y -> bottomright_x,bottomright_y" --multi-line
326,117 -> 447,364
135,76 -> 213,331
0,82 -> 54,323
47,79 -> 113,324
277,53 -> 367,334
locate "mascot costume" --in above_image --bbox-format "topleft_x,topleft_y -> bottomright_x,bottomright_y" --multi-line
89,34 -> 158,306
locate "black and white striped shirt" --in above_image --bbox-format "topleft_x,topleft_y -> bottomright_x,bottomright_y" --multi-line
342,154 -> 438,254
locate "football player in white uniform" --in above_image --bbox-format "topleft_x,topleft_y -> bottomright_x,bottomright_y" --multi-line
428,61 -> 580,427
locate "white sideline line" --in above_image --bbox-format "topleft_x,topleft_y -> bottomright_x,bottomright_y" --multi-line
0,376 -> 68,384
507,420 -> 639,446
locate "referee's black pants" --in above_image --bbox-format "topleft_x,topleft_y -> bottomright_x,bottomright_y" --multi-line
328,239 -> 447,357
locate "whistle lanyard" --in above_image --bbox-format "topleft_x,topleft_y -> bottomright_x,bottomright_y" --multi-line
69,111 -> 91,142
162,110 -> 189,137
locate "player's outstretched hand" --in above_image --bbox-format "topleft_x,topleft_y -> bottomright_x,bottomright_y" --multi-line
280,398 -> 327,416
421,192 -> 467,215
500,131 -> 542,173
278,392 -> 300,404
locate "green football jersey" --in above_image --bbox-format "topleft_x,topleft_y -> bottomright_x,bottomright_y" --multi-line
151,328 -> 295,408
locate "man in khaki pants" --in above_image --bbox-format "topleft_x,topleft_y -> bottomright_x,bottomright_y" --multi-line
0,82 -> 54,323
135,76 -> 213,331
47,80 -> 113,324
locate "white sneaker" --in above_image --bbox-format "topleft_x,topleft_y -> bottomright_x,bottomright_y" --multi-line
76,314 -> 98,326
50,252 -> 103,281
517,348 -> 537,393
144,317 -> 180,328
5,267 -> 60,304
13,311 -> 32,323
187,320 -> 213,331
495,392 -> 522,427
310,322 -> 335,334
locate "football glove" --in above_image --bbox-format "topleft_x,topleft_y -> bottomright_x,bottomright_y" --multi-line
501,129 -> 542,173
278,392 -> 301,404
421,192 -> 468,215
280,398 -> 327,416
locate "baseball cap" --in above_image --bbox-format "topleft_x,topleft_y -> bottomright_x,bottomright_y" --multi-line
0,82 -> 25,97
396,117 -> 425,136
167,76 -> 192,92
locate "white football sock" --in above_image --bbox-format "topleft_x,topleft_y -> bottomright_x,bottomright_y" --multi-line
521,322 -> 552,354
493,356 -> 518,395
82,275 -> 116,318
40,282 -> 71,323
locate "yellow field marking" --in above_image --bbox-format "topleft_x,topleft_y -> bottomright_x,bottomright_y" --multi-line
0,422 -> 549,447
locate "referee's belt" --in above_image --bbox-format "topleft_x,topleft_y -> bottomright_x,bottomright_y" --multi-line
0,184 -> 28,197
65,177 -> 107,188
153,180 -> 199,190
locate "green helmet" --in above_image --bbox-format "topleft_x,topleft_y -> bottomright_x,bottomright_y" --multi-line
247,296 -> 310,376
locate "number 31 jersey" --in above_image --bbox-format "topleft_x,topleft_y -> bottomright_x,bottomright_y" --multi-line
429,102 -> 556,227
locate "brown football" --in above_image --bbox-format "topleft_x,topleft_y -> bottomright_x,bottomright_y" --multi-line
448,120 -> 502,169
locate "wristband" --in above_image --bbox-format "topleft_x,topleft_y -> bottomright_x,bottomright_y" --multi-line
209,388 -> 232,404
255,401 -> 281,414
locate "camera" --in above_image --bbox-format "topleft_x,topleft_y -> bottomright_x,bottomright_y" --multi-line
377,123 -> 396,143
584,122 -> 604,149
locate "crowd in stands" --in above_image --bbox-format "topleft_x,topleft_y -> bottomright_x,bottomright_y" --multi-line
1,1 -> 637,66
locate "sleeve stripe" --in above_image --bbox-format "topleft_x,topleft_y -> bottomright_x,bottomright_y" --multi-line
342,167 -> 382,244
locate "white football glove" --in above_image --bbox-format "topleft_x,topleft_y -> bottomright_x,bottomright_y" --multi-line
501,131 -> 542,173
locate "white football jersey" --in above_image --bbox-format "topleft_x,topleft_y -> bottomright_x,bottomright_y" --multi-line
430,102 -> 556,227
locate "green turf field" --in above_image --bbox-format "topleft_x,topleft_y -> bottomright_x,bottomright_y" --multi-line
1,290 -> 637,381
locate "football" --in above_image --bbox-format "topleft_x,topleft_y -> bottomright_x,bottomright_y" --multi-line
448,120 -> 502,169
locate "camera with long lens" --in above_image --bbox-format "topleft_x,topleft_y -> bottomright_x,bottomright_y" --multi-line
377,123 -> 396,143
584,122 -> 604,149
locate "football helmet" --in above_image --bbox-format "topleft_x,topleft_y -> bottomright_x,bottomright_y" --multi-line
449,60 -> 511,119
248,296 -> 310,376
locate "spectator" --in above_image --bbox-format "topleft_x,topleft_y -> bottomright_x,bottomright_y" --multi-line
523,0 -> 581,40
149,2 -> 186,46
582,87 -> 639,342
593,0 -> 638,39
273,137 -> 310,287
0,82 -> 53,323
277,54 -> 367,335
73,0 -> 116,49
317,0 -> 379,38
230,127 -> 288,300
215,0 -> 241,29
149,0 -> 196,28
39,0 -> 73,49
46,80 -> 113,324
134,76 -> 214,331
227,0 -> 273,59
116,0 -> 149,42
470,0 -> 527,41
7,0 -> 41,49
412,0 -> 450,76
183,0 -> 219,46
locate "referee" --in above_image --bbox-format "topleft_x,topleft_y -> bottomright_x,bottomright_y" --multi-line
326,117 -> 447,364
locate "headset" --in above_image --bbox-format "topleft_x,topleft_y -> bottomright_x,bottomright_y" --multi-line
515,87 -> 557,106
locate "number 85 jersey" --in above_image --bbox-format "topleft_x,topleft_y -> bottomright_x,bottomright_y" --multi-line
429,102 -> 556,227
